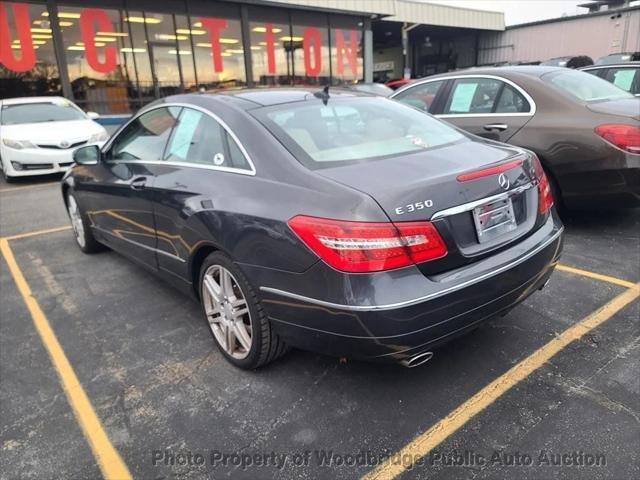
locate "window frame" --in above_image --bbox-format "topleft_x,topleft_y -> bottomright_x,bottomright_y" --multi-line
101,103 -> 256,176
392,79 -> 447,114
391,74 -> 536,118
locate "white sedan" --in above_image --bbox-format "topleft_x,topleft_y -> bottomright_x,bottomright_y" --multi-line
0,97 -> 109,181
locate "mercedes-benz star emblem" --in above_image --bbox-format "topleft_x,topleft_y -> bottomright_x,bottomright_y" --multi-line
498,173 -> 510,190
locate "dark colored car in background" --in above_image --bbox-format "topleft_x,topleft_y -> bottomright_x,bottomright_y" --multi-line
62,89 -> 563,369
581,62 -> 640,96
540,55 -> 594,68
595,52 -> 640,65
391,66 -> 640,209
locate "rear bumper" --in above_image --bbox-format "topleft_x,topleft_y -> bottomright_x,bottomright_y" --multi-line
256,214 -> 564,363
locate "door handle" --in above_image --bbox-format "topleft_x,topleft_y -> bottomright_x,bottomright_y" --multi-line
483,123 -> 508,132
130,177 -> 147,190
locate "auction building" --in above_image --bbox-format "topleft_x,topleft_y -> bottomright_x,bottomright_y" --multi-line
0,0 -> 504,114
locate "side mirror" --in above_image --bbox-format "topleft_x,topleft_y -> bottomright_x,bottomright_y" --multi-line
86,111 -> 100,120
73,145 -> 101,165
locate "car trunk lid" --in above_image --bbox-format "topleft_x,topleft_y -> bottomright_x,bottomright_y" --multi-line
317,140 -> 542,273
586,98 -> 640,121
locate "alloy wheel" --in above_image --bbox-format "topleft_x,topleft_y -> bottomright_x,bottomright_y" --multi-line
202,265 -> 253,359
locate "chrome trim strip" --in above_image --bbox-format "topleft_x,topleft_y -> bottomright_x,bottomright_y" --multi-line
100,102 -> 256,176
259,226 -> 563,312
430,182 -> 534,220
391,74 -> 537,117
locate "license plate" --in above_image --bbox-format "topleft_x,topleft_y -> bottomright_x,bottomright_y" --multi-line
472,198 -> 517,243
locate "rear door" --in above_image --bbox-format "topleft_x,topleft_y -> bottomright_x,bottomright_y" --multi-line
437,76 -> 535,142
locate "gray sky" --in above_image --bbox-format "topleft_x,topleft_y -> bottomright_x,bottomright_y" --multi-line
427,0 -> 589,25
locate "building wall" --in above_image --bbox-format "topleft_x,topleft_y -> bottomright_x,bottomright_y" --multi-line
478,7 -> 640,65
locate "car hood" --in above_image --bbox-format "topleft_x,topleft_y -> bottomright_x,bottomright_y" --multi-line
586,98 -> 640,121
0,119 -> 104,143
316,139 -> 534,222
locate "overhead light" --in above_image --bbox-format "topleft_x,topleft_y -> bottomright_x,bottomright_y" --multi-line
168,49 -> 192,55
97,31 -> 128,37
32,40 -> 47,45
195,42 -> 212,48
193,21 -> 203,28
31,28 -> 52,33
121,47 -> 147,53
59,21 -> 73,27
94,37 -> 117,42
226,49 -> 244,54
176,28 -> 206,35
156,34 -> 188,41
250,45 -> 261,50
31,34 -> 53,39
11,45 -> 22,49
258,41 -> 280,47
125,16 -> 162,24
220,52 -> 231,57
252,27 -> 282,33
42,11 -> 81,19
219,38 -> 238,44
280,36 -> 303,42
67,45 -> 85,51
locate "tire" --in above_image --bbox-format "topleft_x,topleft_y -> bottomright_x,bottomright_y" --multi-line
199,251 -> 289,369
65,191 -> 103,253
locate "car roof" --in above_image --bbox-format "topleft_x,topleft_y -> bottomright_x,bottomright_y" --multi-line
0,96 -> 70,106
581,62 -> 640,69
206,87 -> 371,107
422,66 -> 566,81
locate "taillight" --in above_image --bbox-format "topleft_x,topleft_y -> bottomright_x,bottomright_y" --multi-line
532,155 -> 554,214
457,159 -> 523,182
288,215 -> 447,273
594,124 -> 640,154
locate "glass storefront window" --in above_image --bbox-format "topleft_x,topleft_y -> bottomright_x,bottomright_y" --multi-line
248,8 -> 291,86
187,2 -> 245,90
290,12 -> 330,86
175,14 -> 197,91
57,6 -> 134,113
123,9 -> 154,107
0,2 -> 61,98
330,17 -> 363,84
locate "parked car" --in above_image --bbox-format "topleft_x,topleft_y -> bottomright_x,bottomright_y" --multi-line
580,62 -> 640,96
347,82 -> 394,97
63,88 -> 563,369
391,66 -> 640,209
540,56 -> 593,69
0,97 -> 109,181
595,52 -> 640,65
385,78 -> 414,90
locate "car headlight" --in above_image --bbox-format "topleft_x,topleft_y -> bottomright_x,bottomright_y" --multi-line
88,130 -> 109,143
2,138 -> 37,149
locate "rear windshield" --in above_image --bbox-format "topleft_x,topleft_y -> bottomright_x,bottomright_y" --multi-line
544,69 -> 633,102
254,97 -> 466,168
1,100 -> 86,125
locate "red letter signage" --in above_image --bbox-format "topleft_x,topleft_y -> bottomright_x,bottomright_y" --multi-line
265,23 -> 276,74
335,30 -> 358,76
80,8 -> 117,74
0,2 -> 36,72
200,17 -> 227,73
303,27 -> 321,76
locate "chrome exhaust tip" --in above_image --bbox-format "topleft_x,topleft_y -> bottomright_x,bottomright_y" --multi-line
400,351 -> 434,368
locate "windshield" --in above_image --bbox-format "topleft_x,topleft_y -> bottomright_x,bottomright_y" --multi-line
1,100 -> 86,125
544,69 -> 633,102
254,97 -> 466,168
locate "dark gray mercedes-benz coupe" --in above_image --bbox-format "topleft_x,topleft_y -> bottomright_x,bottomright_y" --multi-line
62,88 -> 564,369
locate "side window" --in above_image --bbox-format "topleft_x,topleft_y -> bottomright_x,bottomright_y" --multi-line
443,78 -> 502,114
393,81 -> 445,113
604,68 -> 638,93
164,108 -> 251,171
109,107 -> 180,161
495,84 -> 531,113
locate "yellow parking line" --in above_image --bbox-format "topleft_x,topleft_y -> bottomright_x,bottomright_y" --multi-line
0,182 -> 58,193
2,226 -> 72,242
556,264 -> 636,289
362,283 -> 640,480
0,238 -> 132,480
